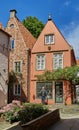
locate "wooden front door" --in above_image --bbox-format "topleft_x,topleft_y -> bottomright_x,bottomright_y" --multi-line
55,82 -> 63,103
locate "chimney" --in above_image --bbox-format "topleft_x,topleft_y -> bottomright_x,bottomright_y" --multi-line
10,9 -> 17,18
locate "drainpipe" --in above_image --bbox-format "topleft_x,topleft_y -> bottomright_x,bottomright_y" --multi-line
27,48 -> 31,102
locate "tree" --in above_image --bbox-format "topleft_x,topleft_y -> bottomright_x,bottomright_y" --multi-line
36,66 -> 79,85
36,66 -> 79,104
22,16 -> 45,38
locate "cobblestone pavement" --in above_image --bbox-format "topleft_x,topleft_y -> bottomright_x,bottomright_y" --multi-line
48,104 -> 79,130
48,118 -> 79,130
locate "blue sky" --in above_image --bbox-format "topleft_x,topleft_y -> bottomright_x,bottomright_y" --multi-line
0,0 -> 79,58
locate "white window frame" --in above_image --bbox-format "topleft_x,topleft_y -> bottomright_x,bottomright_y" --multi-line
14,84 -> 21,96
45,34 -> 54,44
53,53 -> 63,70
14,61 -> 22,73
36,54 -> 45,70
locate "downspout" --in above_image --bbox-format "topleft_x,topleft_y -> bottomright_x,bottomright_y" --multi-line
27,48 -> 31,102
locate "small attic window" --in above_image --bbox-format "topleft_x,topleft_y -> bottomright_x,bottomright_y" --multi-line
10,24 -> 14,28
45,34 -> 54,44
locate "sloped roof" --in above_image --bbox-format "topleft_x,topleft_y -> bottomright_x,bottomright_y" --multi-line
15,17 -> 36,49
0,29 -> 11,37
32,18 -> 74,53
0,23 -> 11,37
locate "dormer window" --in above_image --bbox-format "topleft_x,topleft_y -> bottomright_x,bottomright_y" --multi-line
45,34 -> 54,44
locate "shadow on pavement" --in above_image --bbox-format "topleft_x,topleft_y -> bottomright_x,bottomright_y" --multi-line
48,118 -> 79,130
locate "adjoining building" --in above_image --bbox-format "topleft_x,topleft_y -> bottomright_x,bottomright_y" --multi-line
0,23 -> 11,107
30,16 -> 76,105
6,10 -> 36,103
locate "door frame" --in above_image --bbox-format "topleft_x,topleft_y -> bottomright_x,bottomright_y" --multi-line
55,81 -> 63,103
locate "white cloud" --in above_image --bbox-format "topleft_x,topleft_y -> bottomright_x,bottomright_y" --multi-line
61,22 -> 79,59
64,1 -> 71,7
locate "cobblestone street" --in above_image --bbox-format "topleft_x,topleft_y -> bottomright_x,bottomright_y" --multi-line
48,104 -> 79,130
48,118 -> 79,130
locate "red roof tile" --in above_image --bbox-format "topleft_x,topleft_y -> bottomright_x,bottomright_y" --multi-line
15,17 -> 36,49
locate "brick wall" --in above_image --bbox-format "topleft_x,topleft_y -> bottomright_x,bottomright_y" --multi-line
0,31 -> 9,107
22,109 -> 60,130
6,17 -> 29,102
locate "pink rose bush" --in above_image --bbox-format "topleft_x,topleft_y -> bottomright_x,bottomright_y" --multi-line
0,100 -> 22,123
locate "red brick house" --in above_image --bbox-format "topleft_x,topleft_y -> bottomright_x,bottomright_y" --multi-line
0,23 -> 10,107
30,16 -> 76,105
6,10 -> 36,103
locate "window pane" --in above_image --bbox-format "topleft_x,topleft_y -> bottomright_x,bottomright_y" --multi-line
18,85 -> 21,94
50,35 -> 54,43
45,36 -> 49,44
45,34 -> 54,44
14,84 -> 21,95
11,40 -> 15,49
15,85 -> 17,94
36,55 -> 45,70
36,82 -> 53,99
10,24 -> 14,28
14,61 -> 21,72
53,53 -> 63,69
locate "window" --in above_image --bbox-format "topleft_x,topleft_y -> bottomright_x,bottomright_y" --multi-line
14,61 -> 21,73
36,54 -> 45,70
10,24 -> 14,28
36,82 -> 53,99
14,84 -> 21,96
45,34 -> 54,44
10,39 -> 15,50
53,53 -> 63,69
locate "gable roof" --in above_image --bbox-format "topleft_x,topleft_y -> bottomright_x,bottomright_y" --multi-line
32,18 -> 73,53
15,17 -> 36,49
